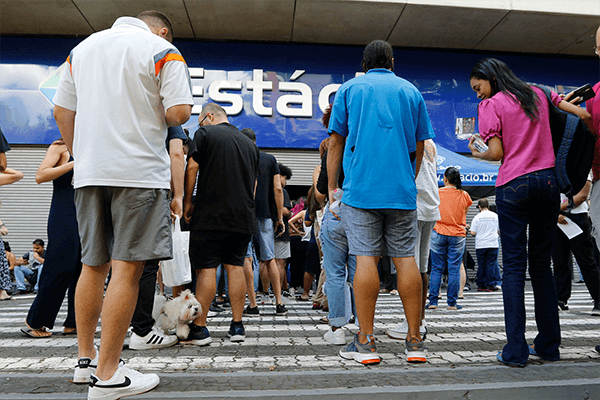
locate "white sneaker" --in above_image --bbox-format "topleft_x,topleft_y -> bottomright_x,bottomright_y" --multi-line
261,293 -> 273,305
324,327 -> 346,345
129,326 -> 178,350
73,346 -> 98,384
88,364 -> 159,400
386,320 -> 428,340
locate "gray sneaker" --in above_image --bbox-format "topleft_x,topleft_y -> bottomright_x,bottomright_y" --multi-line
386,320 -> 427,340
405,338 -> 427,363
339,333 -> 380,365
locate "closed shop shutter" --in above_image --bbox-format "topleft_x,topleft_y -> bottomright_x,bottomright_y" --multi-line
1,145 -> 52,256
265,149 -> 321,186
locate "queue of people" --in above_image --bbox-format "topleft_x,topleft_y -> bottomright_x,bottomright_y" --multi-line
2,10 -> 600,399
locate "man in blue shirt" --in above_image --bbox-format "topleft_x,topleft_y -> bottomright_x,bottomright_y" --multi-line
327,40 -> 435,365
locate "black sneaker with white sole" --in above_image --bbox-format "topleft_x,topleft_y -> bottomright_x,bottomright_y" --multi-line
243,305 -> 260,317
276,303 -> 288,316
88,364 -> 159,400
558,301 -> 569,311
592,302 -> 600,316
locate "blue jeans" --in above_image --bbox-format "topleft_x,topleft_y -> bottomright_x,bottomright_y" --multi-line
496,168 -> 561,364
428,231 -> 465,307
475,248 -> 501,289
321,206 -> 357,328
14,265 -> 42,291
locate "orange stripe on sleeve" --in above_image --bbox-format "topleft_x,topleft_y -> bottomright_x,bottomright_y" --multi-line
155,53 -> 186,76
67,55 -> 72,75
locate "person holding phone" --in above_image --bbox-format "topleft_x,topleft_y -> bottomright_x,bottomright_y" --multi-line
468,58 -> 591,367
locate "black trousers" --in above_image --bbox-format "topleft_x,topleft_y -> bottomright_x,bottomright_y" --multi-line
131,260 -> 160,337
552,213 -> 600,303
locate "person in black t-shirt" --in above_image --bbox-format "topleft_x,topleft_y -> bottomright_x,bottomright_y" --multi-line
240,128 -> 288,316
183,103 -> 260,344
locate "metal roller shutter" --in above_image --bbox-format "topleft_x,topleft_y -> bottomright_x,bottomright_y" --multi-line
1,145 -> 52,256
265,149 -> 321,186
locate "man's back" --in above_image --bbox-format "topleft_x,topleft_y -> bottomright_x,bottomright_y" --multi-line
190,123 -> 259,234
255,151 -> 279,220
471,210 -> 499,249
54,17 -> 192,189
329,69 -> 434,210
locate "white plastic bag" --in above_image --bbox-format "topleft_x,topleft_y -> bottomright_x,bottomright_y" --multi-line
161,216 -> 192,287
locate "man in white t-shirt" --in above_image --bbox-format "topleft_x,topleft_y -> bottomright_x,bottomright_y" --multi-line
552,174 -> 600,315
470,198 -> 501,291
53,10 -> 193,399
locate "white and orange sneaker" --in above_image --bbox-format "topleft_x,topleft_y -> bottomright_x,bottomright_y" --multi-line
339,333 -> 380,365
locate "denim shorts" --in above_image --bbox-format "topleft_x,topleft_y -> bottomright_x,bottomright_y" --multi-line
74,186 -> 172,266
341,203 -> 417,258
256,218 -> 275,261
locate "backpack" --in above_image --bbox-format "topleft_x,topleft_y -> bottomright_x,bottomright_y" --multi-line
537,86 -> 595,203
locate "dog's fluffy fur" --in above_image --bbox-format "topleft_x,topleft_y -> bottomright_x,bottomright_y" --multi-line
152,289 -> 201,340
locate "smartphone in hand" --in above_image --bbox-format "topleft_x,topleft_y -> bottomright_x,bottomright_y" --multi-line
566,83 -> 595,105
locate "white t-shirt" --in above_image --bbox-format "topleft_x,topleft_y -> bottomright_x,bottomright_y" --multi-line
470,209 -> 499,249
53,17 -> 194,189
416,139 -> 441,222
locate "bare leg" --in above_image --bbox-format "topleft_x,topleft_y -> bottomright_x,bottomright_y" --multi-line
94,260 -> 145,381
276,258 -> 288,290
265,258 -> 283,305
393,256 -> 422,342
193,268 -> 217,327
243,257 -> 258,308
76,262 -> 110,361
259,261 -> 270,293
224,264 -> 246,322
302,271 -> 314,300
354,256 -> 380,344
172,285 -> 184,298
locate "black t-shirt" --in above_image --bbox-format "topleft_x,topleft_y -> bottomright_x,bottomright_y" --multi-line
0,128 -> 11,153
276,188 -> 292,242
316,151 -> 344,196
188,123 -> 259,234
255,151 -> 280,220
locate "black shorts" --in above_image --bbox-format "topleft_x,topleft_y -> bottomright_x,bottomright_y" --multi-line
305,241 -> 321,275
189,230 -> 252,269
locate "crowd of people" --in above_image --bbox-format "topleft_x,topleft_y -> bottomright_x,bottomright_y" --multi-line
1,9 -> 600,400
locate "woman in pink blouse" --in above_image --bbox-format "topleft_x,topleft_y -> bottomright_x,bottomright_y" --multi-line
467,58 -> 591,367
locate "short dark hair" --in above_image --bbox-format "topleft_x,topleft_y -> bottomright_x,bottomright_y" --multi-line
137,10 -> 174,40
278,163 -> 292,180
362,40 -> 394,72
478,198 -> 489,209
240,128 -> 256,142
3,241 -> 10,252
33,239 -> 44,247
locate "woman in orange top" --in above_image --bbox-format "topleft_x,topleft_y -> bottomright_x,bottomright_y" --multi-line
427,167 -> 473,310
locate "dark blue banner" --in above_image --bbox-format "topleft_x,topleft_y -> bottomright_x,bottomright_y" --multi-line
1,37 -> 598,151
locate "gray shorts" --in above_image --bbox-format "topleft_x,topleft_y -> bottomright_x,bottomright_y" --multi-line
74,186 -> 172,266
341,203 -> 417,258
274,239 -> 291,259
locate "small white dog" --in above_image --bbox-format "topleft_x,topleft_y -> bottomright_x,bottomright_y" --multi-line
153,289 -> 201,340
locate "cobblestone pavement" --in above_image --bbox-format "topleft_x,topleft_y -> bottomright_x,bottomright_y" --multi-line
1,284 -> 599,399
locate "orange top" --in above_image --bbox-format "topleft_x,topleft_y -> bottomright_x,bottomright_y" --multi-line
433,187 -> 473,237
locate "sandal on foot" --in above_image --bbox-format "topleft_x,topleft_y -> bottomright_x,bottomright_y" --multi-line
21,326 -> 52,338
425,303 -> 437,310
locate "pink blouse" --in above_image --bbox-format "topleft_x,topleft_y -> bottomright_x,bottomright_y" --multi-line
478,86 -> 561,187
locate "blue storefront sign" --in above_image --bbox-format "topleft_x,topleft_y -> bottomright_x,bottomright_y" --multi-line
0,37 -> 598,151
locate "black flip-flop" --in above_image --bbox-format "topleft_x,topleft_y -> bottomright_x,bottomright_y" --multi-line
62,329 -> 77,336
0,296 -> 12,301
20,327 -> 52,338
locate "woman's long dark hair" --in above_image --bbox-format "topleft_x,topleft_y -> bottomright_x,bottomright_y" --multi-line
470,58 -> 539,121
444,167 -> 463,190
